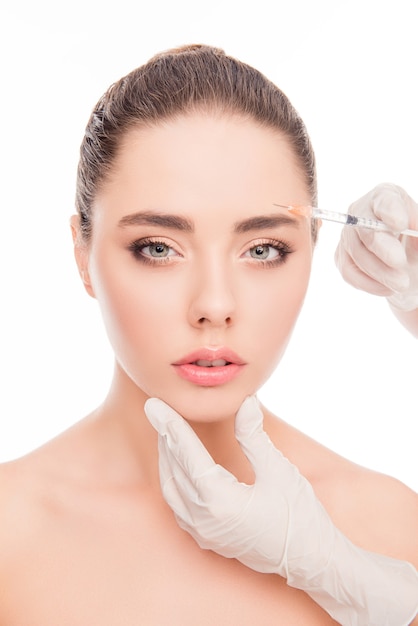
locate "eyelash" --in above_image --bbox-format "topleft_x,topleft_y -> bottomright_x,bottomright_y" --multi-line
243,239 -> 293,267
127,237 -> 293,267
128,237 -> 180,265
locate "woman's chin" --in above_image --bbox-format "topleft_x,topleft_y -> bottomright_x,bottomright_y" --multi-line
158,390 -> 252,425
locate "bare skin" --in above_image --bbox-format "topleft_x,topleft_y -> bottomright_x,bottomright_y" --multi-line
1,364 -> 417,625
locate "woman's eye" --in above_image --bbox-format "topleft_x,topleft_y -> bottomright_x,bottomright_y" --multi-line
248,244 -> 279,260
242,240 -> 293,266
243,240 -> 293,267
128,239 -> 179,263
143,242 -> 173,258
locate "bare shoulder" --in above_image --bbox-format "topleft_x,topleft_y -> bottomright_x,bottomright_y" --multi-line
0,424 -> 87,569
0,457 -> 35,524
0,457 -> 41,593
0,454 -> 49,548
264,409 -> 418,568
321,460 -> 418,564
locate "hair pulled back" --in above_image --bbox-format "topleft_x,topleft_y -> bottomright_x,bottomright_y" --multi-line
76,44 -> 318,241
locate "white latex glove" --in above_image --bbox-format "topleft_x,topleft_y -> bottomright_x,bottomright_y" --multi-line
145,395 -> 418,626
335,183 -> 418,312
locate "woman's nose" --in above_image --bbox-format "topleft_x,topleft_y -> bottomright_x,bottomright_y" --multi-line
187,261 -> 236,329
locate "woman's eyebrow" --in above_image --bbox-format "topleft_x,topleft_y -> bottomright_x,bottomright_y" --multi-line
118,211 -> 194,232
117,211 -> 299,234
233,213 -> 300,233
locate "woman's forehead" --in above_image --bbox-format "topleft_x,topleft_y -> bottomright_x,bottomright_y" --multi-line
110,113 -> 305,192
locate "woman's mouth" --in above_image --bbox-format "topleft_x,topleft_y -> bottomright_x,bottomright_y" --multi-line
194,359 -> 229,367
172,349 -> 246,387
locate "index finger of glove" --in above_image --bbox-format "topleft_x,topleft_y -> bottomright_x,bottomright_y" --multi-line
349,183 -> 410,232
370,183 -> 414,232
234,396 -> 311,494
157,432 -> 202,525
234,396 -> 278,474
339,220 -> 409,279
145,397 -> 216,479
354,229 -> 408,271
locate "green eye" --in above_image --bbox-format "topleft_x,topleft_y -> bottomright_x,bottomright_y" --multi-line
249,244 -> 278,260
128,238 -> 179,264
147,243 -> 171,257
242,239 -> 293,267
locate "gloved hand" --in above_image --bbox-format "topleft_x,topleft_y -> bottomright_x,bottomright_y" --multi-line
335,183 -> 418,312
145,395 -> 418,626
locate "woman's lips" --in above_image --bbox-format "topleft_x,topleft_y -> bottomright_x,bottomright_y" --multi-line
172,348 -> 246,387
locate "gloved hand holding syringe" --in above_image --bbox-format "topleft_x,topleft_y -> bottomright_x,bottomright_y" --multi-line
332,183 -> 418,314
279,182 -> 418,335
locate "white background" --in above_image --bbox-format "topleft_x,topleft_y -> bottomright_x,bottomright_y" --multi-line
0,0 -> 416,490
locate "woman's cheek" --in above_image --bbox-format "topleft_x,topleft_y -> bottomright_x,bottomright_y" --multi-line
250,262 -> 310,353
96,262 -> 189,366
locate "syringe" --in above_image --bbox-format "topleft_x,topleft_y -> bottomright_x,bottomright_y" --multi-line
273,203 -> 418,238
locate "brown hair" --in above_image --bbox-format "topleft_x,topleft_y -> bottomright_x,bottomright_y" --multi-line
76,44 -> 318,241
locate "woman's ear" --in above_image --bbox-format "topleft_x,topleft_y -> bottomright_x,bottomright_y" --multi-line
70,215 -> 95,298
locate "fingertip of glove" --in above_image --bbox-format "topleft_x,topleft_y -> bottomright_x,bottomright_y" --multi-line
235,395 -> 263,439
373,186 -> 410,231
144,397 -> 177,434
239,394 -> 260,414
144,397 -> 161,431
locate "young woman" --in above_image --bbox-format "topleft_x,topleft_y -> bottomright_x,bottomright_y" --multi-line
0,45 -> 417,625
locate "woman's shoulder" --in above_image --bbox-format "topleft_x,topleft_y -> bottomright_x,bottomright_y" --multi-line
0,451 -> 52,525
317,455 -> 418,561
0,434 -> 82,556
264,408 -> 418,567
0,456 -> 43,580
0,456 -> 37,519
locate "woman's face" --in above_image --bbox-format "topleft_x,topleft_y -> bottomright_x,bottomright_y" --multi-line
78,113 -> 314,422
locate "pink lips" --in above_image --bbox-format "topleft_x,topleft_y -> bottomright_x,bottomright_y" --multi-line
172,348 -> 246,387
